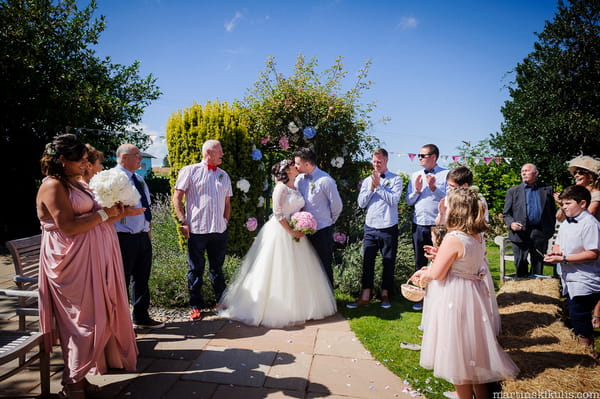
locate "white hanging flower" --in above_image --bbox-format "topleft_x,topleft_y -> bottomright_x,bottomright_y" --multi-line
257,196 -> 265,207
236,178 -> 251,193
288,121 -> 299,134
330,156 -> 344,168
89,169 -> 141,207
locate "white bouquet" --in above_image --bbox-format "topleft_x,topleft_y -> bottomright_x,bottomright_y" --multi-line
89,169 -> 140,207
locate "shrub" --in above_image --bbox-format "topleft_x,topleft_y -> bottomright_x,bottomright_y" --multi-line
334,235 -> 415,298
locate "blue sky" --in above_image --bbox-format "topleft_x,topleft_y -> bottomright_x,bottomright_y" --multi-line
92,0 -> 559,173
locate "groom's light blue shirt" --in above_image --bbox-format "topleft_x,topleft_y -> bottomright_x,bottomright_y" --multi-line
296,166 -> 343,230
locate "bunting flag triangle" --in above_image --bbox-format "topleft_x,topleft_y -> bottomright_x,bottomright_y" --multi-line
408,153 -> 416,161
484,157 -> 493,165
452,155 -> 462,163
495,157 -> 502,165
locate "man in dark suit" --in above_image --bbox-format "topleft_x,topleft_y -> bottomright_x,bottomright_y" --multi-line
503,163 -> 556,277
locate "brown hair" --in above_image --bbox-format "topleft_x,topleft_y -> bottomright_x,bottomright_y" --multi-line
373,147 -> 389,158
445,187 -> 489,234
447,166 -> 473,186
40,134 -> 87,179
272,159 -> 293,183
559,185 -> 591,206
85,143 -> 104,165
431,225 -> 448,247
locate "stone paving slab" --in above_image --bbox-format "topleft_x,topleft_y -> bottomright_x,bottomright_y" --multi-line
210,384 -> 312,399
211,321 -> 318,354
314,329 -> 373,359
135,318 -> 224,360
183,345 -> 277,387
264,351 -> 312,391
162,380 -> 219,398
309,354 -> 412,399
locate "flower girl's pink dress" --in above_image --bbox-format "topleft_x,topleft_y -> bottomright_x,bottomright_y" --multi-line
420,230 -> 519,384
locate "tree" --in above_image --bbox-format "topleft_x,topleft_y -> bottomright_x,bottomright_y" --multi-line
449,140 -> 521,235
237,55 -> 378,242
491,0 -> 600,188
0,0 -> 161,241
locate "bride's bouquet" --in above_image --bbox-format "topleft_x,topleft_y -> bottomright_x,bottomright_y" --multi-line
290,211 -> 317,242
89,169 -> 141,208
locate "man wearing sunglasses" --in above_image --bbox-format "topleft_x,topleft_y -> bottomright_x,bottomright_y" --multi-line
405,144 -> 448,310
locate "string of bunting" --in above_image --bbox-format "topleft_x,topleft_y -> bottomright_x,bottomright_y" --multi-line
388,152 -> 512,166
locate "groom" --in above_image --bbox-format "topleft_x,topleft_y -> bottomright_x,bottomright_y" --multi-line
294,148 -> 343,287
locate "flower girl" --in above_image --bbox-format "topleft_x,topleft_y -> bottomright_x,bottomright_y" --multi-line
411,187 -> 519,399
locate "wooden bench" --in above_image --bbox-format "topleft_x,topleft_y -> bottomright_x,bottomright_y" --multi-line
5,234 -> 41,330
494,222 -> 560,281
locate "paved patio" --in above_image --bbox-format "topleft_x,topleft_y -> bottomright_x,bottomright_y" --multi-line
0,254 -> 418,398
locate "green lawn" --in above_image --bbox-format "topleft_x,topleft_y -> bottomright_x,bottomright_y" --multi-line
336,243 -> 557,399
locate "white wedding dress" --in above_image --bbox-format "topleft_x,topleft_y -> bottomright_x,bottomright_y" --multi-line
218,183 -> 337,328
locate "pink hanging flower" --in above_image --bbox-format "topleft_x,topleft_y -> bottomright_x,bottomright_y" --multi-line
333,232 -> 347,244
290,211 -> 317,242
279,136 -> 290,150
245,217 -> 258,231
260,137 -> 270,144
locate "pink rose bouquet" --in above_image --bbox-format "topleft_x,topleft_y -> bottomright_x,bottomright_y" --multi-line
290,211 -> 317,242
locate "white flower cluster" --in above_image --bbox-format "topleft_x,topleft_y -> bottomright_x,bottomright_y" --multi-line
330,156 -> 344,168
89,169 -> 141,207
288,121 -> 299,133
257,196 -> 265,207
236,178 -> 251,193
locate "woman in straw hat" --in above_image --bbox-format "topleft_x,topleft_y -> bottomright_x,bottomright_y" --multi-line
557,155 -> 600,328
567,155 -> 600,220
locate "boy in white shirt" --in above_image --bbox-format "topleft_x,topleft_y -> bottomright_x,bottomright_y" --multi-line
544,185 -> 600,359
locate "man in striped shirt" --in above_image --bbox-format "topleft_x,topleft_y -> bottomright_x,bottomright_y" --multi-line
173,140 -> 233,321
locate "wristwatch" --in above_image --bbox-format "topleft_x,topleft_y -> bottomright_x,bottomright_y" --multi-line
178,219 -> 186,225
562,254 -> 568,264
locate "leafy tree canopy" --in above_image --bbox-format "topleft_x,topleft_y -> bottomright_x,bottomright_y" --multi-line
0,0 -> 161,241
491,0 -> 600,188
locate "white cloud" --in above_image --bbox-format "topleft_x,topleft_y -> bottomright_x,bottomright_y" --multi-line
138,124 -> 167,167
398,16 -> 418,30
225,11 -> 243,32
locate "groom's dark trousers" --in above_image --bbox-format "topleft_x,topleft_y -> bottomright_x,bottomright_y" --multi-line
308,225 -> 334,288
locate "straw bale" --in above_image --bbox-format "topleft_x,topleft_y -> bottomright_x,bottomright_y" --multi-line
497,279 -> 600,394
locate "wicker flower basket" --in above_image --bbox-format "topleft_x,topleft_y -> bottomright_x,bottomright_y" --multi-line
401,279 -> 426,302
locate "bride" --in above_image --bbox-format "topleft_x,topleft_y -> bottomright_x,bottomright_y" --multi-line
218,159 -> 337,328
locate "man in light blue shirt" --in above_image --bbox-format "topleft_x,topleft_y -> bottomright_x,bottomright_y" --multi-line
295,148 -> 343,287
348,148 -> 402,309
114,144 -> 164,329
405,144 -> 448,310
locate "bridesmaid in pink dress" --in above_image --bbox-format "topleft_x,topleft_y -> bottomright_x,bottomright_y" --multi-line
36,134 -> 142,399
411,188 -> 519,399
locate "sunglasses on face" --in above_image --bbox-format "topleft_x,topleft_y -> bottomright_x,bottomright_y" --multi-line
418,153 -> 433,159
573,169 -> 589,176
